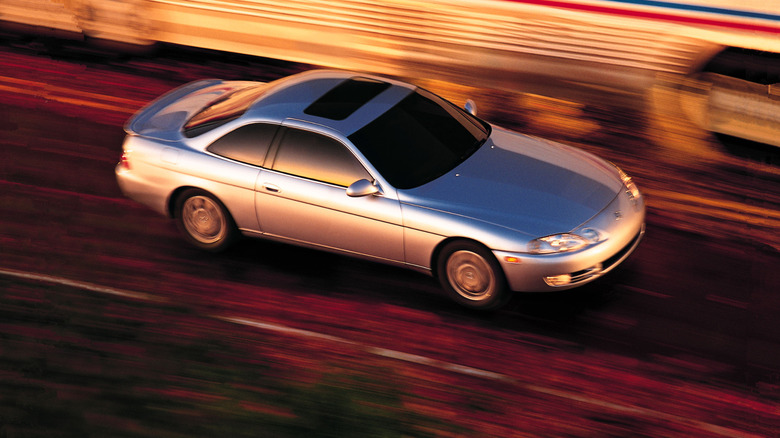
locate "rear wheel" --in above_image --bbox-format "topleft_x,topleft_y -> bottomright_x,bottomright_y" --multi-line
175,189 -> 237,252
437,241 -> 510,310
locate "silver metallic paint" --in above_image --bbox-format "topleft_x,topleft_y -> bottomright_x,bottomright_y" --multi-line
116,69 -> 646,295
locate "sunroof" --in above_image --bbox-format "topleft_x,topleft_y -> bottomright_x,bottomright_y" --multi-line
304,77 -> 390,120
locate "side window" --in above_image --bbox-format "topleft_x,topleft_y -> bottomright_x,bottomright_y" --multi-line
272,128 -> 371,187
206,123 -> 278,167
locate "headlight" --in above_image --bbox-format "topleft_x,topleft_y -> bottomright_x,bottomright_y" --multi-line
527,233 -> 588,254
616,166 -> 641,200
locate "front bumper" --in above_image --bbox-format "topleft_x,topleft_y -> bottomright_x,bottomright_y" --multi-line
494,187 -> 646,292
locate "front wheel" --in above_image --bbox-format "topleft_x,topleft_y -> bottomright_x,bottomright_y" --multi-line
175,189 -> 237,252
437,241 -> 510,310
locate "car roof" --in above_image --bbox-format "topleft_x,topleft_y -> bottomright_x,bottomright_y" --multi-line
245,70 -> 416,136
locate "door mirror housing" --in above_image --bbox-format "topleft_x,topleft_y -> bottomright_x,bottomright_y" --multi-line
346,179 -> 380,197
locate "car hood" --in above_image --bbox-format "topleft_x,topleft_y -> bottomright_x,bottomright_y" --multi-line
399,127 -> 623,237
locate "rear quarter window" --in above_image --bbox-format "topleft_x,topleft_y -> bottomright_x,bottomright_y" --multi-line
206,123 -> 278,167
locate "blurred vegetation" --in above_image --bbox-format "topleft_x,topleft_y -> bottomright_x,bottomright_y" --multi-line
0,280 -> 455,437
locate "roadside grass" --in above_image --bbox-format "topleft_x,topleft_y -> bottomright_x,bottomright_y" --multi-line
0,279 -> 459,437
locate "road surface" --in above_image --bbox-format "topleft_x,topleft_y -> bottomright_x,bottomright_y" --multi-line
1,38 -> 778,436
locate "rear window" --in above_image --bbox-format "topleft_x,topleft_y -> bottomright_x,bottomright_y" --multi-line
304,77 -> 390,120
184,84 -> 268,137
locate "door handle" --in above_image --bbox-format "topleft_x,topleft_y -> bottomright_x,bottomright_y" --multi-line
262,183 -> 280,193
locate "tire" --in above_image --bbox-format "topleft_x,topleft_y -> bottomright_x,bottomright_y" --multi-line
175,189 -> 237,252
437,241 -> 510,310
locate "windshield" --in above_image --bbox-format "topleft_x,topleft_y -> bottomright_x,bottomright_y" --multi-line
348,88 -> 490,189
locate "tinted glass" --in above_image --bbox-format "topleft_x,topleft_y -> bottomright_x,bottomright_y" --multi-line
184,83 -> 268,137
304,77 -> 391,120
207,123 -> 278,167
348,88 -> 490,189
273,129 -> 371,187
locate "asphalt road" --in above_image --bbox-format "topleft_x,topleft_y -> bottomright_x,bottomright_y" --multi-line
1,38 -> 779,436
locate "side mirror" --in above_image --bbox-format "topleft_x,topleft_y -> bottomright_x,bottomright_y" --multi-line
346,179 -> 380,197
464,99 -> 477,116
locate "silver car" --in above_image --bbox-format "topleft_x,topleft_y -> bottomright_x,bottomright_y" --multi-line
116,69 -> 645,310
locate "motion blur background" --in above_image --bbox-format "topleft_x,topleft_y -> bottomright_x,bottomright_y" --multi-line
1,0 -> 779,436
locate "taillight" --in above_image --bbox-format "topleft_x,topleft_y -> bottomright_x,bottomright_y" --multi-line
119,150 -> 131,170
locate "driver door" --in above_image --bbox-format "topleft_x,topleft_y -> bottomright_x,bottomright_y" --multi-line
255,126 -> 404,263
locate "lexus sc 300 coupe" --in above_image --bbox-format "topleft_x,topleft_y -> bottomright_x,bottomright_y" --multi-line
116,69 -> 645,309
